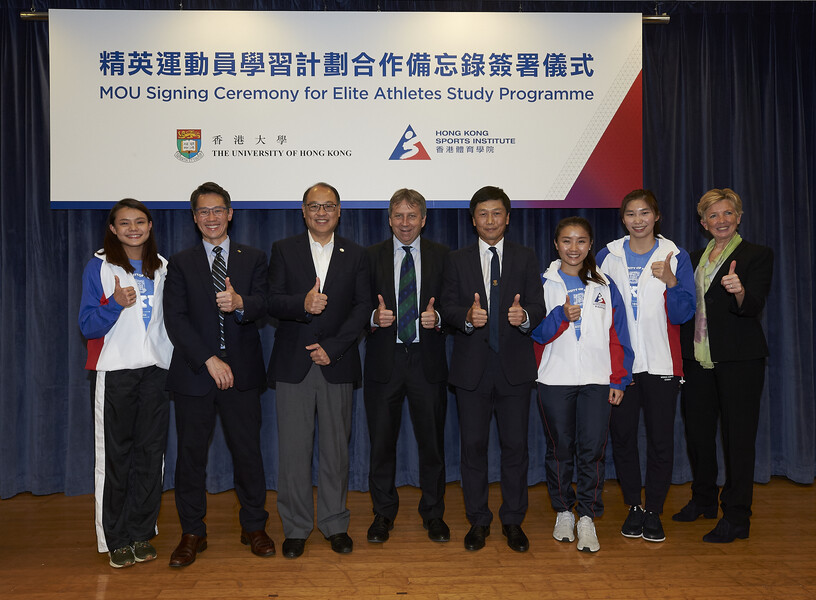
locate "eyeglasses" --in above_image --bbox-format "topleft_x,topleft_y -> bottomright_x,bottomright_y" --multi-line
305,203 -> 338,214
195,206 -> 228,217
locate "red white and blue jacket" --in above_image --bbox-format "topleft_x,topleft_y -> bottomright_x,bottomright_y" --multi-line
597,236 -> 695,377
532,260 -> 633,391
79,251 -> 173,372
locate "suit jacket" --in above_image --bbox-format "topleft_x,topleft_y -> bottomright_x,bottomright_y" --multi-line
364,237 -> 449,384
164,241 -> 268,395
440,240 -> 546,390
680,240 -> 773,362
266,232 -> 371,385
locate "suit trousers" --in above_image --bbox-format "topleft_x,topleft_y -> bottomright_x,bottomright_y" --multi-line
680,358 -> 765,526
610,372 -> 680,513
537,383 -> 611,519
364,343 -> 447,522
456,354 -> 530,527
276,364 -> 353,539
173,381 -> 268,537
92,366 -> 169,552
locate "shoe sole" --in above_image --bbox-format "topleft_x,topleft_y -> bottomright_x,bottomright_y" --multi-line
621,531 -> 643,539
554,535 -> 575,543
577,545 -> 599,553
643,535 -> 666,543
109,559 -> 135,568
133,553 -> 156,562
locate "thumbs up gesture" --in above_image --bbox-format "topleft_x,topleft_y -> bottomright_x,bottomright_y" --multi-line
508,293 -> 526,326
467,292 -> 488,328
563,294 -> 581,322
651,251 -> 678,287
374,293 -> 395,327
421,297 -> 440,329
720,260 -> 743,296
216,276 -> 243,313
112,275 -> 137,308
304,277 -> 328,315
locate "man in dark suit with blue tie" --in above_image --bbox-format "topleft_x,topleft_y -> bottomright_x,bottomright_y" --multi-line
164,182 -> 274,567
364,188 -> 451,545
440,186 -> 545,553
267,182 -> 371,559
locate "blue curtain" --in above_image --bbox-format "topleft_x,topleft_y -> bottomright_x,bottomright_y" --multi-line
1,0 -> 814,498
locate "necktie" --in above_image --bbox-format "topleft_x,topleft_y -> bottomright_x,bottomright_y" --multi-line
212,246 -> 227,350
397,246 -> 418,344
489,246 -> 500,353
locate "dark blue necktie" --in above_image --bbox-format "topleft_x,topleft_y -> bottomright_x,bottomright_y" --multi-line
489,247 -> 500,353
212,246 -> 227,350
397,246 -> 418,344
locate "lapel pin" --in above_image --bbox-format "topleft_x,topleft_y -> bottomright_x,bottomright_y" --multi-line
339,247 -> 345,253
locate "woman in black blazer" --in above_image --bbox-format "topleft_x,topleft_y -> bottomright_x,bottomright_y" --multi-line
673,188 -> 773,543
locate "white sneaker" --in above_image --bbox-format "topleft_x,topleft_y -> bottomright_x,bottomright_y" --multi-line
576,516 -> 600,553
553,511 -> 576,542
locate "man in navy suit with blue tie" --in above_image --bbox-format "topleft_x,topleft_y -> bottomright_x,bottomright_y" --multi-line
164,182 -> 274,567
267,182 -> 371,559
440,186 -> 545,553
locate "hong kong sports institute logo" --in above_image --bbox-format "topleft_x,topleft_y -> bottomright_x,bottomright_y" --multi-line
175,129 -> 204,163
389,125 -> 430,160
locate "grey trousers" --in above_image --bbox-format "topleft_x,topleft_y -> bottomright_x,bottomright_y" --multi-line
275,364 -> 353,539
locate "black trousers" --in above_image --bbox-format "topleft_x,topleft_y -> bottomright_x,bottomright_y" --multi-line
92,366 -> 169,552
456,356 -> 531,527
173,383 -> 268,537
364,344 -> 447,522
680,358 -> 765,526
537,383 -> 611,519
610,372 -> 680,514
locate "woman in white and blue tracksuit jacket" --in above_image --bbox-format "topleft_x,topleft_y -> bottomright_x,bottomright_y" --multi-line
78,199 -> 173,567
533,217 -> 633,553
596,190 -> 695,543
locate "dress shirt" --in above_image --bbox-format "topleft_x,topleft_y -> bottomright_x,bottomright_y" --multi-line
465,236 -> 529,331
308,231 -> 335,292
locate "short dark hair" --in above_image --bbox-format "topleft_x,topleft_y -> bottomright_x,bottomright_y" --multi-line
388,188 -> 427,218
190,181 -> 231,212
469,186 -> 510,215
620,189 -> 661,236
302,182 -> 340,205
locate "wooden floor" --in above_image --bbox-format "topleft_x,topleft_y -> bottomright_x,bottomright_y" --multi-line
1,479 -> 814,599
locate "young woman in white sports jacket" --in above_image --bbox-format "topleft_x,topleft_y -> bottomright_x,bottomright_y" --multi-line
78,199 -> 173,569
533,216 -> 633,554
596,189 -> 695,544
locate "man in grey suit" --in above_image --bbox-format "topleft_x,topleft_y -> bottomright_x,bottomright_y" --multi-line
266,182 -> 371,558
364,189 -> 450,544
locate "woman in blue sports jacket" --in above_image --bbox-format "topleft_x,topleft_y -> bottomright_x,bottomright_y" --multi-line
597,189 -> 696,544
533,216 -> 633,554
78,199 -> 173,568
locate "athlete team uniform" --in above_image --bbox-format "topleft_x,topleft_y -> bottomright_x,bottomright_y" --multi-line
79,252 -> 173,553
597,236 -> 695,514
533,260 -> 633,519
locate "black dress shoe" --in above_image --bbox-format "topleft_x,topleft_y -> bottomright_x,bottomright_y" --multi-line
501,524 -> 529,552
702,518 -> 749,543
367,514 -> 394,543
672,500 -> 718,522
282,538 -> 306,559
424,518 -> 451,542
464,525 -> 490,551
326,532 -> 353,554
240,529 -> 276,557
168,533 -> 207,567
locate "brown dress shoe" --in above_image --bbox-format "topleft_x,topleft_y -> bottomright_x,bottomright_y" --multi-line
169,533 -> 207,567
241,529 -> 276,557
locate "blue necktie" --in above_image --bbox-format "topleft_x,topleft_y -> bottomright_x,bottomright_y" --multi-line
397,246 -> 418,344
489,247 -> 500,353
212,246 -> 227,350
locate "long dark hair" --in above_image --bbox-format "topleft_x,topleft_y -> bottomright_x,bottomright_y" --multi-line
102,199 -> 161,279
554,217 -> 605,286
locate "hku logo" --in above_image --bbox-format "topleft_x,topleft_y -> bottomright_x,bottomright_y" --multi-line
389,125 -> 431,160
175,129 -> 204,163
